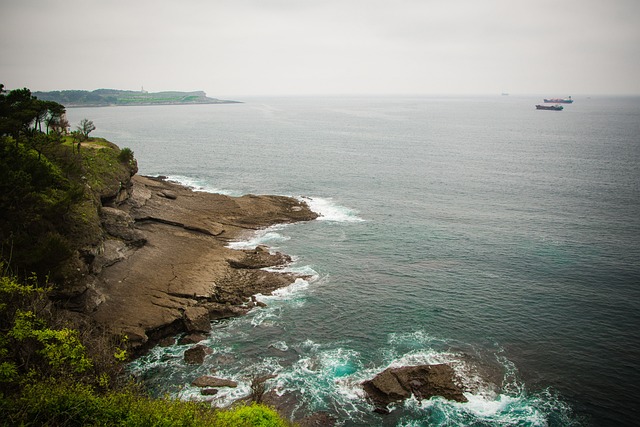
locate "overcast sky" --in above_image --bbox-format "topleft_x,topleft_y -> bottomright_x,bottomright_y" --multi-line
2,0 -> 639,97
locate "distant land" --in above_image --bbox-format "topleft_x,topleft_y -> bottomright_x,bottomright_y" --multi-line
32,89 -> 240,107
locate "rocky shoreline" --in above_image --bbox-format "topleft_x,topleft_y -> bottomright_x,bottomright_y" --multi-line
58,172 -> 469,422
65,174 -> 317,353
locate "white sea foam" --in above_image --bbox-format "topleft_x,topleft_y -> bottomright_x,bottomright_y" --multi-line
262,264 -> 319,280
129,328 -> 566,426
250,306 -> 282,327
299,196 -> 365,222
272,343 -> 366,417
254,278 -> 311,303
402,392 -> 548,426
269,340 -> 289,352
226,225 -> 290,250
160,175 -> 239,196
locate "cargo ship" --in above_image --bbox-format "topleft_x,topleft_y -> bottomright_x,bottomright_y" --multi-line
536,104 -> 564,111
543,96 -> 573,103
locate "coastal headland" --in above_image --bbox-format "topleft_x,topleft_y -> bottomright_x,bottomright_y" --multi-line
69,174 -> 317,353
32,89 -> 240,107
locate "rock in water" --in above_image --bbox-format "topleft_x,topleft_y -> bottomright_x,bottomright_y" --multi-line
362,364 -> 467,413
183,344 -> 211,364
191,375 -> 238,388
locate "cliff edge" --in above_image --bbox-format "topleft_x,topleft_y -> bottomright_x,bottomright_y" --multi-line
52,143 -> 317,353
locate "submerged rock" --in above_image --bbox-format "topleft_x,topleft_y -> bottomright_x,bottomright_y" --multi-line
362,364 -> 467,413
191,375 -> 238,388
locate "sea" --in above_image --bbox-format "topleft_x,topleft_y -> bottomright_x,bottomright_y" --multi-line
66,95 -> 640,426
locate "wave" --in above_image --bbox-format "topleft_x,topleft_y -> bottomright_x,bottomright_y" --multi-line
129,325 -> 578,425
226,225 -> 291,250
156,174 -> 241,196
154,176 -> 365,224
299,196 -> 365,222
265,333 -> 578,426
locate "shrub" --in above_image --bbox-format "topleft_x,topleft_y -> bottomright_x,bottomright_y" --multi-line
6,380 -> 291,427
214,403 -> 291,427
117,147 -> 134,165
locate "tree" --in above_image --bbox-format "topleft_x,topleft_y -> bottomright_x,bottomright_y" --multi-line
1,88 -> 37,140
0,87 -> 66,141
76,118 -> 95,140
44,101 -> 67,134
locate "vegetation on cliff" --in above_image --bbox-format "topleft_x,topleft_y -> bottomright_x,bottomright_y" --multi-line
1,84 -> 138,282
0,266 -> 290,426
0,84 -> 291,426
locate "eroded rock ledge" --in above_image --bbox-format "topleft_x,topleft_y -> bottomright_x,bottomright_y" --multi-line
71,175 -> 317,353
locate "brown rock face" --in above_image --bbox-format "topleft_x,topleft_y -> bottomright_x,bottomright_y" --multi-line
183,306 -> 211,333
362,364 -> 467,413
226,245 -> 292,269
82,175 -> 317,353
184,344 -> 211,364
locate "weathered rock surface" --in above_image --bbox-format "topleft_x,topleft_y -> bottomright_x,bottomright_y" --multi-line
77,175 -> 317,353
100,207 -> 146,246
184,344 -> 212,364
183,306 -> 211,333
362,364 -> 467,413
191,375 -> 238,388
296,412 -> 337,427
226,245 -> 291,269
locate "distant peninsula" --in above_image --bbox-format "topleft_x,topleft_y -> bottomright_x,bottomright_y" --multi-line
32,88 -> 240,107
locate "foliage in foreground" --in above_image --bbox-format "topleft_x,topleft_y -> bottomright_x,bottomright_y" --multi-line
4,380 -> 289,427
0,253 -> 291,427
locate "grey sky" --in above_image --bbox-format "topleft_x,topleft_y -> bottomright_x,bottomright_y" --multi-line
2,0 -> 639,96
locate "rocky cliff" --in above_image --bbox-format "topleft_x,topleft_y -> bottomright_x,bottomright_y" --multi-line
55,146 -> 317,353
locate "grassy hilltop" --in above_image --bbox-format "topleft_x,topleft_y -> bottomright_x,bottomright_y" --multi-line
33,88 -> 240,107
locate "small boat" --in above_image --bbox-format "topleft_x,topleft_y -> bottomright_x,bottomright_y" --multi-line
536,104 -> 563,111
543,96 -> 573,103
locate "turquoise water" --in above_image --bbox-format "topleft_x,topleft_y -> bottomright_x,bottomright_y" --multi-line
67,96 -> 640,426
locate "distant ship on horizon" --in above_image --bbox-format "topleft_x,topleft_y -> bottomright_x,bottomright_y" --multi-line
536,104 -> 564,111
543,96 -> 573,104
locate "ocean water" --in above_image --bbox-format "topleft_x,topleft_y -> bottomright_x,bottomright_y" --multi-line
67,95 -> 640,426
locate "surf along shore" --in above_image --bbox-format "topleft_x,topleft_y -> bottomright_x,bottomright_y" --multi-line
76,174 -> 318,355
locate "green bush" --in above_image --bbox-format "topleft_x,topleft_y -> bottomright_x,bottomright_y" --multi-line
117,147 -> 134,165
6,380 -> 291,427
0,270 -> 292,426
214,403 -> 291,427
